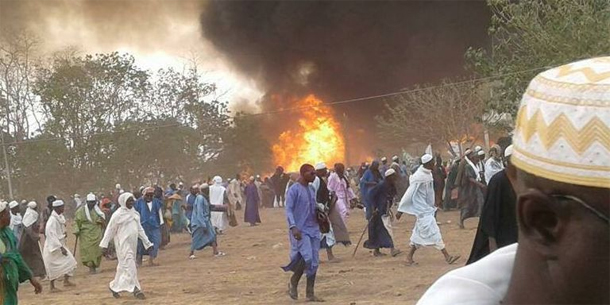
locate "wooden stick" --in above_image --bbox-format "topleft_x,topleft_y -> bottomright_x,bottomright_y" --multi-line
351,221 -> 369,258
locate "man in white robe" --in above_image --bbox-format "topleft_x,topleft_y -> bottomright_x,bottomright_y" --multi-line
8,200 -> 23,243
228,174 -> 244,211
397,154 -> 460,266
100,192 -> 153,299
43,200 -> 77,291
484,144 -> 504,184
209,176 -> 229,233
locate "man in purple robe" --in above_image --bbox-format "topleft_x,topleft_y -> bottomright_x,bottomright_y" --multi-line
282,164 -> 323,302
244,177 -> 261,226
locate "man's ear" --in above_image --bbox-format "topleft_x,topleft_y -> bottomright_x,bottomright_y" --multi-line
517,190 -> 565,260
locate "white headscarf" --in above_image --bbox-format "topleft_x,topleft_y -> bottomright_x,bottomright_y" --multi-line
22,201 -> 39,228
112,192 -> 139,225
83,196 -> 106,222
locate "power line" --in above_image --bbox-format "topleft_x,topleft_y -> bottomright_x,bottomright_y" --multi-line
1,65 -> 548,147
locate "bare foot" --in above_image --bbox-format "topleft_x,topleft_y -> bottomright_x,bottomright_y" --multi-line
446,255 -> 461,264
405,260 -> 418,266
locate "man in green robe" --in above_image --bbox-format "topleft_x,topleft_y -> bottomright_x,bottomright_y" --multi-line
0,201 -> 42,304
74,193 -> 105,274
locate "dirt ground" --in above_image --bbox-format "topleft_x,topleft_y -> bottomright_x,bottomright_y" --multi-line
18,207 -> 479,305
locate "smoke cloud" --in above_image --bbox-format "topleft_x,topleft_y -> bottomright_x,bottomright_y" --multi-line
200,0 -> 491,160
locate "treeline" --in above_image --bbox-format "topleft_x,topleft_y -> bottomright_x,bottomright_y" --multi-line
0,33 -> 271,200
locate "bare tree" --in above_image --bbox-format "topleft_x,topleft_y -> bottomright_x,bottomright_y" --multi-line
376,79 -> 487,156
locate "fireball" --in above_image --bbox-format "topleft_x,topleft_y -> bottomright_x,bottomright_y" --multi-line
272,94 -> 345,172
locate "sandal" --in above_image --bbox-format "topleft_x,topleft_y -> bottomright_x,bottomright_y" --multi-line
214,251 -> 226,257
391,249 -> 402,257
446,255 -> 461,265
109,288 -> 120,298
134,290 -> 146,300
189,255 -> 196,260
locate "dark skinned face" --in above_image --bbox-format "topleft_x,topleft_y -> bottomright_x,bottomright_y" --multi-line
54,205 -> 65,215
301,166 -> 316,183
190,187 -> 198,195
144,193 -> 153,203
423,160 -> 435,170
10,206 -> 19,214
0,209 -> 10,227
86,201 -> 96,209
126,197 -> 135,209
316,168 -> 328,177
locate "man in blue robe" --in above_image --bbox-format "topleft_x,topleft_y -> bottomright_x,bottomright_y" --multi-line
189,185 -> 225,259
135,187 -> 163,266
184,185 -> 199,225
359,160 -> 384,219
364,169 -> 401,257
282,164 -> 323,302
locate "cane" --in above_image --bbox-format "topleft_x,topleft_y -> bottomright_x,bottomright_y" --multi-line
351,221 -> 369,258
73,235 -> 79,256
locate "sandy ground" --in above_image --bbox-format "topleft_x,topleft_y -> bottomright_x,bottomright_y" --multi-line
18,207 -> 479,305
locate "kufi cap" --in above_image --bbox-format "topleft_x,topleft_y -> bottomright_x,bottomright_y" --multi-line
384,168 -> 396,177
115,184 -> 121,189
27,201 -> 37,209
9,201 -> 18,209
477,150 -> 486,156
0,201 -> 7,213
421,154 -> 433,164
86,193 -> 96,201
315,162 -> 327,170
392,155 -> 399,161
504,145 -> 514,158
381,157 -> 387,161
143,187 -> 155,194
474,145 -> 482,152
74,194 -> 80,198
52,200 -> 64,207
200,183 -> 209,190
179,182 -> 184,185
512,57 -> 610,188
249,176 -> 255,181
464,149 -> 472,156
213,176 -> 222,183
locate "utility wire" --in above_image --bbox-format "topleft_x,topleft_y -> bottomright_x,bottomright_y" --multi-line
1,65 -> 548,147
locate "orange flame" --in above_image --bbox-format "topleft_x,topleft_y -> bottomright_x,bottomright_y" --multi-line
272,94 -> 345,172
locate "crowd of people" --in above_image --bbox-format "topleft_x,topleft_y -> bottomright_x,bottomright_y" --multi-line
0,57 -> 608,304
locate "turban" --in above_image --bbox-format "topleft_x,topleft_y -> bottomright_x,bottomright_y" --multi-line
511,57 -> 610,188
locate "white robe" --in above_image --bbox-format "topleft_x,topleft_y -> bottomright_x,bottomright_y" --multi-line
9,211 -> 23,242
99,206 -> 153,293
43,210 -> 77,280
209,183 -> 229,231
417,243 -> 517,305
227,179 -> 243,209
398,166 -> 445,249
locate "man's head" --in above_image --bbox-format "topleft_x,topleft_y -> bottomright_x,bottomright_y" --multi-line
86,193 -> 96,209
0,202 -> 10,228
119,192 -> 135,209
476,150 -> 486,161
200,183 -> 209,197
190,184 -> 200,195
384,169 -> 397,185
315,162 -> 328,177
143,187 -> 155,203
9,201 -> 19,214
370,160 -> 380,171
506,57 -> 610,304
236,174 -> 241,180
52,200 -> 65,214
421,154 -> 434,170
46,195 -> 56,207
392,155 -> 399,163
178,182 -> 184,190
276,166 -> 284,175
299,164 -> 316,184
169,183 -> 177,190
381,157 -> 387,165
334,163 -> 345,176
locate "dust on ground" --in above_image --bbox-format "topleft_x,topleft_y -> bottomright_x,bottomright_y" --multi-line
18,207 -> 478,305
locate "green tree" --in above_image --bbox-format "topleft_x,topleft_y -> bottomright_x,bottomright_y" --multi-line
467,0 -> 610,115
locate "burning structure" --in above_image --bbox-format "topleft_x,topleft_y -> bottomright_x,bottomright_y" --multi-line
200,0 -> 490,167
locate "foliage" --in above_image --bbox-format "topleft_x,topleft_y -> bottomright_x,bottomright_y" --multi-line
467,0 -> 610,116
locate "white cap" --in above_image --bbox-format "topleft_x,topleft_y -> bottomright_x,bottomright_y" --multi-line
384,168 -> 396,177
9,201 -> 18,209
27,201 -> 37,209
52,200 -> 64,207
504,145 -> 514,157
477,150 -> 486,156
74,194 -> 80,198
115,184 -> 121,189
315,162 -> 327,170
421,154 -> 433,164
200,183 -> 209,190
86,193 -> 96,201
474,145 -> 482,152
392,155 -> 399,161
381,157 -> 387,162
